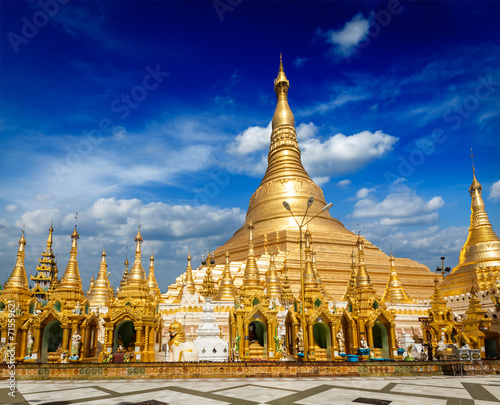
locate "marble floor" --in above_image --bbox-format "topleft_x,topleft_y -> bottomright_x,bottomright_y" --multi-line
1,376 -> 500,405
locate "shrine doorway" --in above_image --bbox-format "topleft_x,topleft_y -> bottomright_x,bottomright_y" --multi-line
372,322 -> 389,359
114,320 -> 135,352
41,320 -> 63,363
249,320 -> 266,347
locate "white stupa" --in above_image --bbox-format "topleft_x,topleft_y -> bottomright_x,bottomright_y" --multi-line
194,298 -> 229,361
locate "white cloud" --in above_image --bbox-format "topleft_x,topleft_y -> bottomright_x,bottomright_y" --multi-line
36,193 -> 54,202
229,122 -> 271,155
356,187 -> 375,199
312,176 -> 330,186
352,184 -> 444,226
336,179 -> 351,187
327,13 -> 370,57
5,205 -> 17,212
301,130 -> 398,177
488,180 -> 500,201
296,122 -> 319,141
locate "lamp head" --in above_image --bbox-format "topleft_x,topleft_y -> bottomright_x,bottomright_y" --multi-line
283,201 -> 291,211
321,203 -> 333,212
441,256 -> 445,260
307,196 -> 314,207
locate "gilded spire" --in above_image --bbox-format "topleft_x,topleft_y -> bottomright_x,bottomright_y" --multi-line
4,231 -> 30,291
381,252 -> 414,304
341,250 -> 357,301
214,250 -> 236,301
302,229 -> 320,296
87,249 -> 115,307
87,275 -> 95,295
119,256 -> 129,291
184,252 -> 196,295
126,226 -> 147,283
147,250 -> 162,300
265,253 -> 282,301
355,233 -> 372,288
57,227 -> 84,291
201,254 -> 216,299
312,250 -> 330,300
242,221 -> 262,288
272,53 -> 294,130
457,153 -> 500,269
280,257 -> 294,306
430,277 -> 447,311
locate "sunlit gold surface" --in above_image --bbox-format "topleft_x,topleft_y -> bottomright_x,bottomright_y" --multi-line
381,253 -> 414,304
441,168 -> 500,296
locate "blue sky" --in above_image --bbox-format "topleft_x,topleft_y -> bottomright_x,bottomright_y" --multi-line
1,0 -> 499,292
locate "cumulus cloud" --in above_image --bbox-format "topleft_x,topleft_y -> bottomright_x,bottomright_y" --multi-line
227,123 -> 397,180
352,184 -> 445,226
312,176 -> 331,186
326,13 -> 370,58
301,130 -> 398,177
5,205 -> 17,212
336,179 -> 351,187
228,122 -> 271,155
356,187 -> 375,199
488,180 -> 500,201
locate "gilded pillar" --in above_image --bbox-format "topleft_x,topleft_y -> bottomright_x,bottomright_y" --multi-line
367,323 -> 374,348
244,321 -> 249,359
390,326 -> 397,358
18,329 -> 27,360
267,322 -> 272,357
144,326 -> 149,362
80,327 -> 87,358
32,326 -> 41,359
61,325 -> 70,351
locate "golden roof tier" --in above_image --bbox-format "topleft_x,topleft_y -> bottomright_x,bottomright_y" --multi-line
440,159 -> 500,296
87,249 -> 115,307
341,250 -> 357,301
381,253 -> 414,304
168,56 -> 437,301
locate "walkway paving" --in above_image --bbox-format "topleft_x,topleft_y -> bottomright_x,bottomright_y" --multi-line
1,376 -> 500,405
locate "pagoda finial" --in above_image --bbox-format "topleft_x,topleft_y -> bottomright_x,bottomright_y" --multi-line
272,54 -> 294,130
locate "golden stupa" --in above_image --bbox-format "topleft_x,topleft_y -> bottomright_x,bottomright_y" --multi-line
440,156 -> 500,296
168,56 -> 437,301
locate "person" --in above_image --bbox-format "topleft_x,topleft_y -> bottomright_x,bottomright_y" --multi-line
249,325 -> 257,342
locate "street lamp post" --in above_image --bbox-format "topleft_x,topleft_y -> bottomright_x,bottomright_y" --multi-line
436,256 -> 451,281
283,197 -> 333,361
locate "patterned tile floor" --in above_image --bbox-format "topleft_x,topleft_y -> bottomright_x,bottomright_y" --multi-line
1,376 -> 500,405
